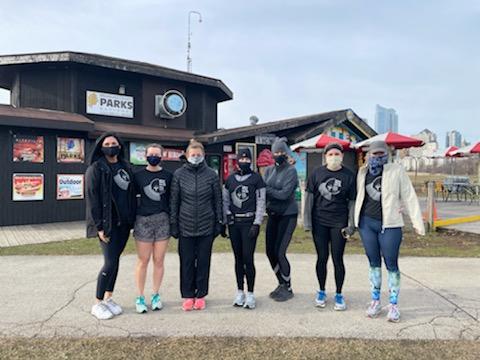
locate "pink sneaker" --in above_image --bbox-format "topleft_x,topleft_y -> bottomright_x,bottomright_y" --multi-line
182,298 -> 195,311
193,297 -> 206,310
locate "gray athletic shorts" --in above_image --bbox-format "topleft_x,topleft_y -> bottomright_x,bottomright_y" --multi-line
133,212 -> 170,242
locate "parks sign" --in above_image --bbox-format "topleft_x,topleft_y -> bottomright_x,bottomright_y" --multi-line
86,91 -> 134,118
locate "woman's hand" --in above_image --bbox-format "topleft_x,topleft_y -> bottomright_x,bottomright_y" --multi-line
98,230 -> 110,243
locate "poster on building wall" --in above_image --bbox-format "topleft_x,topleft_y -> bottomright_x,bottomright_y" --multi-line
163,148 -> 183,161
56,174 -> 84,200
86,90 -> 134,118
129,142 -> 149,165
290,151 -> 307,182
207,155 -> 221,176
223,154 -> 237,180
12,135 -> 44,163
57,138 -> 85,163
12,173 -> 44,201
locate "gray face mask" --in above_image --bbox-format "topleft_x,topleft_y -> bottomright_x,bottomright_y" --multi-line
187,155 -> 204,166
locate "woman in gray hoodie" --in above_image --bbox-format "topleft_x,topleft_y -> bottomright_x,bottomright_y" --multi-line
263,137 -> 299,302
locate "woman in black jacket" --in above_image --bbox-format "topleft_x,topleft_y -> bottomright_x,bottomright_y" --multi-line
85,132 -> 136,320
170,139 -> 224,311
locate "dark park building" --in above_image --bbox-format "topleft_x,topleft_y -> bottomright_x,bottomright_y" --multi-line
0,51 -> 375,226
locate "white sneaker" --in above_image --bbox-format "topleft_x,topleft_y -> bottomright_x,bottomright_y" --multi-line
366,300 -> 382,318
244,292 -> 256,309
233,290 -> 246,307
387,304 -> 401,323
91,302 -> 114,320
104,298 -> 123,315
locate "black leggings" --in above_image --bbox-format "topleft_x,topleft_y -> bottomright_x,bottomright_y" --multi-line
178,235 -> 214,298
266,214 -> 297,287
312,224 -> 346,294
229,223 -> 258,292
96,223 -> 130,300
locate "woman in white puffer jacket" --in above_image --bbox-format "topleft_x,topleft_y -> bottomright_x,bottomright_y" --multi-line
354,140 -> 425,323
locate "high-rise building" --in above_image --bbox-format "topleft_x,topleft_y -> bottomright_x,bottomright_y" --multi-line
374,104 -> 398,134
445,130 -> 462,148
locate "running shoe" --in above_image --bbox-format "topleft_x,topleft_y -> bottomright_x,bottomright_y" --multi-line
387,304 -> 401,323
151,293 -> 163,311
243,292 -> 256,310
233,290 -> 246,307
104,298 -> 123,316
333,293 -> 347,311
315,290 -> 327,308
366,300 -> 382,318
269,284 -> 282,299
273,284 -> 294,302
193,297 -> 206,310
182,298 -> 195,311
135,296 -> 148,314
91,302 -> 114,320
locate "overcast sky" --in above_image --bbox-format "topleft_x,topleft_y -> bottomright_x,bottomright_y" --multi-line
0,0 -> 478,147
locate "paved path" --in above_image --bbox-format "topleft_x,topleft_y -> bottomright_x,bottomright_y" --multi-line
0,254 -> 478,340
0,221 -> 85,248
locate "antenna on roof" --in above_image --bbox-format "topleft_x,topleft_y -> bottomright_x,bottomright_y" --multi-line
187,11 -> 203,72
249,115 -> 259,126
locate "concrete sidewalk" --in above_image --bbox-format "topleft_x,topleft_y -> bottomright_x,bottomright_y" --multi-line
0,221 -> 85,247
0,254 -> 478,340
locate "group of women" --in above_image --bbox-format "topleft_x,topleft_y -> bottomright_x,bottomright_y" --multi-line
86,133 -> 424,323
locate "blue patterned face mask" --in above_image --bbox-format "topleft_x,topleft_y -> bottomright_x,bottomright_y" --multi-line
368,154 -> 388,176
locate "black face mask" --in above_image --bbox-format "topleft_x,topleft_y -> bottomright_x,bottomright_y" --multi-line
102,146 -> 120,157
274,154 -> 287,166
146,156 -> 162,166
238,162 -> 252,174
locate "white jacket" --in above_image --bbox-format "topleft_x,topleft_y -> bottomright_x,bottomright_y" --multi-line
354,163 -> 425,235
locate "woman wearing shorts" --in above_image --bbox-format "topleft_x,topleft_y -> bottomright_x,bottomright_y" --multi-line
133,144 -> 172,313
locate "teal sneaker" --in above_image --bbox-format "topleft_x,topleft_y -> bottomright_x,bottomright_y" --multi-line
135,296 -> 148,314
151,293 -> 163,311
315,290 -> 327,308
334,293 -> 347,311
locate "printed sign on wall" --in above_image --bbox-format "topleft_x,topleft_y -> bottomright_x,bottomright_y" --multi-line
12,135 -> 44,163
57,174 -> 85,200
129,142 -> 149,165
86,90 -> 134,118
12,173 -> 44,201
57,138 -> 85,163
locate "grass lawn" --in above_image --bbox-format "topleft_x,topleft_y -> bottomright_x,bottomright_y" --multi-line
1,226 -> 479,257
0,337 -> 479,360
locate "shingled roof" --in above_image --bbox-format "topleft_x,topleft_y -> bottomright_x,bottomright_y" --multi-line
0,51 -> 233,102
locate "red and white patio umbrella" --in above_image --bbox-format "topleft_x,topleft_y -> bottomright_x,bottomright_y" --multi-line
291,134 -> 352,151
450,142 -> 480,156
445,146 -> 463,157
355,132 -> 425,150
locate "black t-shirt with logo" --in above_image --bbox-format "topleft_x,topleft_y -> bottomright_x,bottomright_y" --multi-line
109,162 -> 131,222
361,170 -> 383,221
306,166 -> 356,228
134,168 -> 173,217
225,172 -> 265,215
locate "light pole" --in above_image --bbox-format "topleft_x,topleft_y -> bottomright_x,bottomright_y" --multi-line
187,11 -> 202,72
